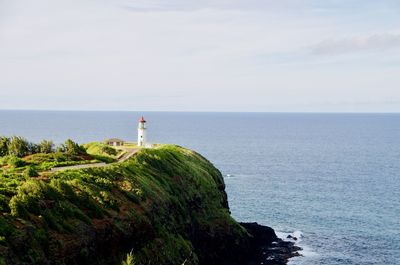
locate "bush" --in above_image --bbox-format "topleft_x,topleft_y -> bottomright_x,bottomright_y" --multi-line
53,152 -> 67,162
102,145 -> 117,156
0,137 -> 10,157
9,196 -> 29,218
0,195 -> 10,212
0,156 -> 8,166
0,216 -> 14,237
24,166 -> 39,178
7,156 -> 26,168
33,228 -> 49,245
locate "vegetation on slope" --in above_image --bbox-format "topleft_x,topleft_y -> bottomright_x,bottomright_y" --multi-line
0,144 -> 250,265
83,142 -> 122,162
0,138 -> 117,182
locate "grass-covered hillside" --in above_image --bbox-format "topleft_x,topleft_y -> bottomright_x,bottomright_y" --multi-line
0,144 -> 251,265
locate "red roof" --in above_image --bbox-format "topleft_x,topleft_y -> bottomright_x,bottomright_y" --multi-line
139,116 -> 146,123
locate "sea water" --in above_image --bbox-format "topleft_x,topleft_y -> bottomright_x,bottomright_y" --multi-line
0,111 -> 399,265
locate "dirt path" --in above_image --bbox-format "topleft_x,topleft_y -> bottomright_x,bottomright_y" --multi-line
117,148 -> 139,163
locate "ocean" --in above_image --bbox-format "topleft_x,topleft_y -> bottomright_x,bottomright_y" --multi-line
0,110 -> 399,265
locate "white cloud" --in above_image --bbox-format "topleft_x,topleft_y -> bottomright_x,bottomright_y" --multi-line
312,33 -> 400,55
119,0 -> 311,12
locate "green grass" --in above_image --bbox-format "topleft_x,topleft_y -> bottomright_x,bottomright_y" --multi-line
84,142 -> 122,157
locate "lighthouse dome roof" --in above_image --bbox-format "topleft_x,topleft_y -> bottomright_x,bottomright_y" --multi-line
139,116 -> 146,123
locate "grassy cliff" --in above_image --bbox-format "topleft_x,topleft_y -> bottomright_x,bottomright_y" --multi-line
0,145 -> 251,265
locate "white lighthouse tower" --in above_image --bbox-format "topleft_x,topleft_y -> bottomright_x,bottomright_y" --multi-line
137,116 -> 147,147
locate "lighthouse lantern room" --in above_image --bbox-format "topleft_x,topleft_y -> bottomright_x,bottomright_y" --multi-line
137,116 -> 147,147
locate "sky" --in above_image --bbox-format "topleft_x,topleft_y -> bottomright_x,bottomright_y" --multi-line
0,0 -> 400,112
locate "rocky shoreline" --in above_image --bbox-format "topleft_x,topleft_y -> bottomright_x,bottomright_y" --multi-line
240,222 -> 302,265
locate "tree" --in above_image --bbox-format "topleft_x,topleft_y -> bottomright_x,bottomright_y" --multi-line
55,145 -> 66,153
39,140 -> 54,154
28,143 -> 40,154
8,136 -> 30,157
64,139 -> 86,155
0,137 -> 10,157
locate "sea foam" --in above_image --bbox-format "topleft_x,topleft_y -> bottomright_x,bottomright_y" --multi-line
276,230 -> 318,259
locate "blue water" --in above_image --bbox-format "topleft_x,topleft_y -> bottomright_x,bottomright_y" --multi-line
0,111 -> 399,265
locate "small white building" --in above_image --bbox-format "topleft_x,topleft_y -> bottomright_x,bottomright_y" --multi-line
137,116 -> 147,147
106,138 -> 125,147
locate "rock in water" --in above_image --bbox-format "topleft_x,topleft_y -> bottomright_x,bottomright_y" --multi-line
240,222 -> 302,265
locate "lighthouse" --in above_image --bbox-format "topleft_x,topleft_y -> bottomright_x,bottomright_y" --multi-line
137,116 -> 147,147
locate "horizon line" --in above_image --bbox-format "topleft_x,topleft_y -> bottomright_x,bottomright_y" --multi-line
0,108 -> 399,114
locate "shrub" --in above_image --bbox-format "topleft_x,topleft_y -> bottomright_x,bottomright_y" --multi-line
9,180 -> 58,218
53,152 -> 67,162
7,156 -> 26,168
0,137 -> 10,157
9,196 -> 29,218
24,166 -> 39,178
0,156 -> 8,166
102,145 -> 117,156
0,195 -> 10,212
0,217 -> 14,236
33,228 -> 49,245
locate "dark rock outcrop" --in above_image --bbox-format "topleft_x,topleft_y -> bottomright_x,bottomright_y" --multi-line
241,222 -> 302,265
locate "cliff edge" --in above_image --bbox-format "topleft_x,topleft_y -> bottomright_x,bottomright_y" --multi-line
0,145 -> 298,265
